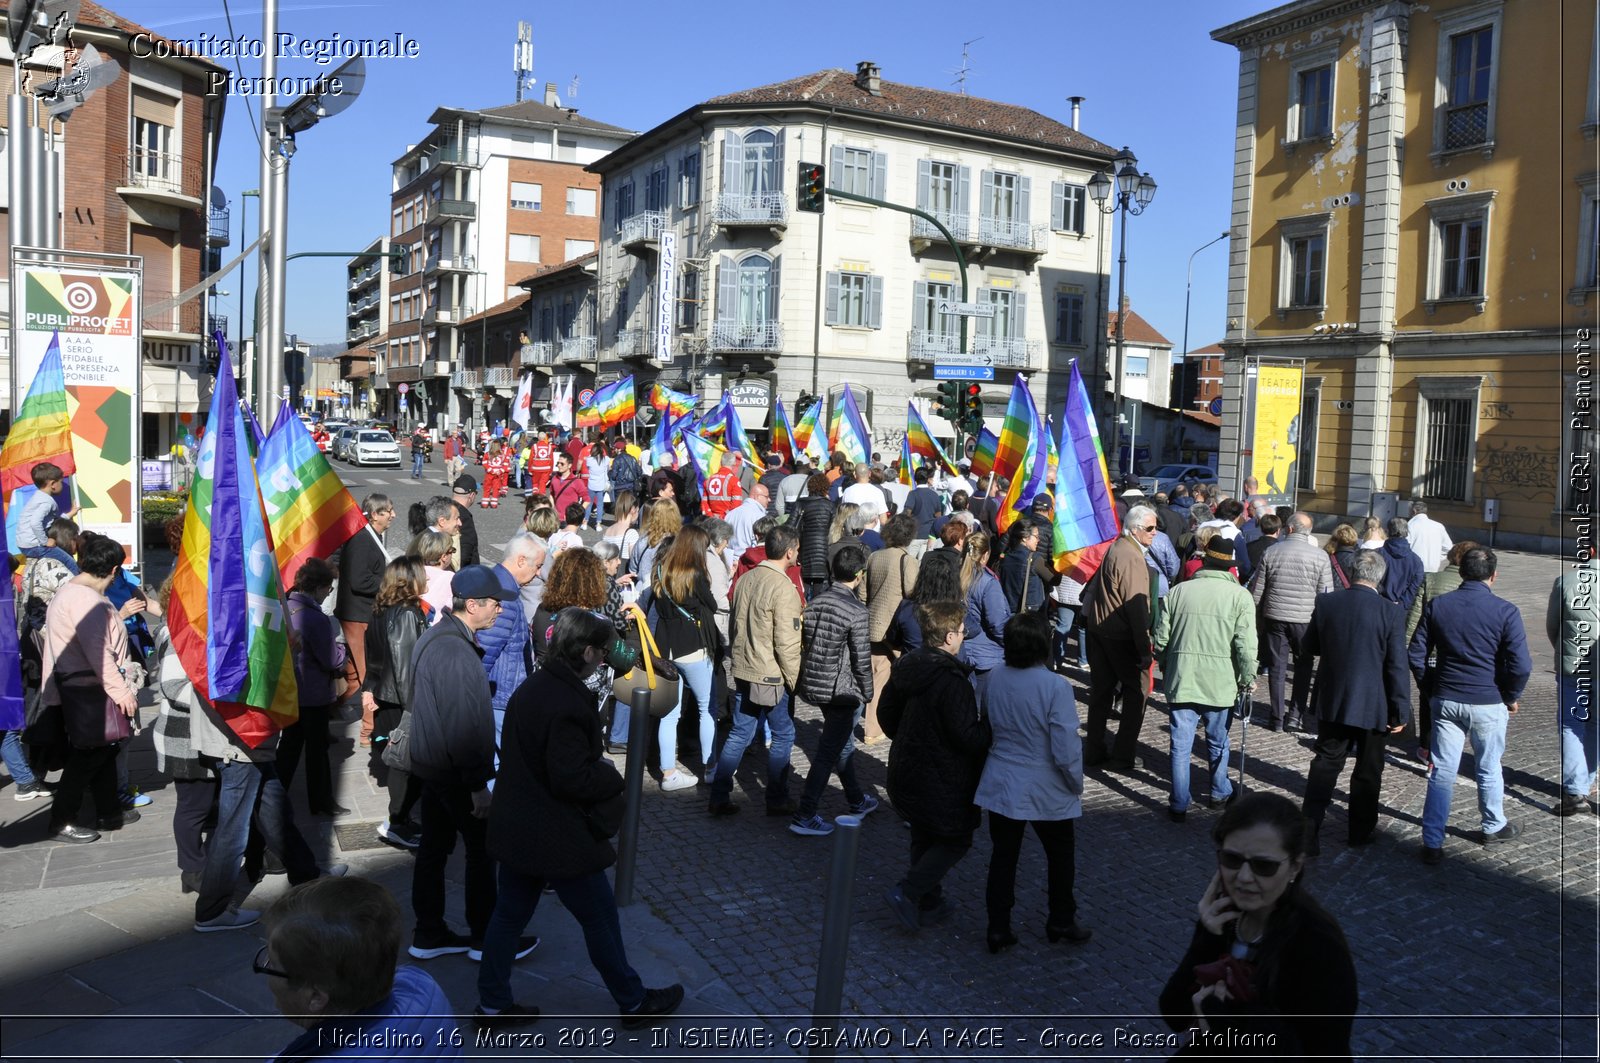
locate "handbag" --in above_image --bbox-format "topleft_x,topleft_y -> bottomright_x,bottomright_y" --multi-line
1192,953 -> 1259,1004
59,681 -> 132,750
382,711 -> 415,772
611,606 -> 681,718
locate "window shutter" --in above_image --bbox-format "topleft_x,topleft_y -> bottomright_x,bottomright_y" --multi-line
768,255 -> 781,321
868,275 -> 884,329
824,271 -> 841,325
1051,181 -> 1066,231
913,280 -> 928,329
1012,291 -> 1028,340
872,151 -> 888,199
957,166 -> 972,219
1017,176 -> 1031,224
717,254 -> 737,322
979,170 -> 995,221
721,134 -> 743,194
916,159 -> 932,210
830,143 -> 845,185
771,130 -> 785,197
978,286 -> 993,339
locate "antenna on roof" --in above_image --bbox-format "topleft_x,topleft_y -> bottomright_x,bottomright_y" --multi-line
567,75 -> 579,100
951,37 -> 982,95
513,20 -> 534,103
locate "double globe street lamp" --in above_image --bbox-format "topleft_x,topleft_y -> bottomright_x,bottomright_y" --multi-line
1090,146 -> 1156,475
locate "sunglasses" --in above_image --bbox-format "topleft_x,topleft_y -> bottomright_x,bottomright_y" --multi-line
253,945 -> 292,980
1217,849 -> 1286,877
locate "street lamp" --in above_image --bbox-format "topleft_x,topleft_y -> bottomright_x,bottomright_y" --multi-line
1089,145 -> 1156,474
1176,230 -> 1230,460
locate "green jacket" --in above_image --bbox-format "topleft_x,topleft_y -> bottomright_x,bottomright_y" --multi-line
1154,569 -> 1257,709
1547,559 -> 1599,676
1406,564 -> 1463,642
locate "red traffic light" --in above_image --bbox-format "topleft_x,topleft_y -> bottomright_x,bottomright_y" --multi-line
965,384 -> 982,397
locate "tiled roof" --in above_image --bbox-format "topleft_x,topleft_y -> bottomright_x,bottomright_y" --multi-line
703,69 -> 1115,156
1106,308 -> 1172,347
519,252 -> 599,290
73,2 -> 227,71
460,292 -> 531,328
1187,341 -> 1225,356
430,99 -> 633,136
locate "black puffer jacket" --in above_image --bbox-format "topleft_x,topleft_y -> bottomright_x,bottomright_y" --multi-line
363,602 -> 426,707
797,584 -> 873,706
488,657 -> 624,880
790,494 -> 836,583
878,646 -> 992,833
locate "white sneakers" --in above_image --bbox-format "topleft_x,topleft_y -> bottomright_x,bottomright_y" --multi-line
660,770 -> 698,792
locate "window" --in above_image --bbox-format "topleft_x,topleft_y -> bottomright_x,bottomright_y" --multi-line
538,305 -> 553,341
925,161 -> 959,214
916,281 -> 954,336
403,204 -> 414,231
678,153 -> 701,209
1432,3 -> 1503,155
741,130 -> 780,196
565,239 -> 596,260
1425,190 -> 1495,306
1126,355 -> 1149,377
613,181 -> 635,232
1054,292 -> 1085,345
679,269 -> 699,329
980,170 -> 1032,244
1287,47 -> 1337,143
829,146 -> 885,198
985,171 -> 1018,221
131,91 -> 177,188
508,234 -> 540,263
392,209 -> 403,237
559,296 -> 576,337
1412,376 -> 1482,502
616,279 -> 632,329
390,295 -> 401,323
825,271 -> 884,329
1297,377 -> 1321,492
566,187 -> 596,216
715,253 -> 780,329
1051,182 -> 1086,234
1573,174 -> 1600,301
510,182 -> 541,211
981,288 -> 1014,339
644,167 -> 669,213
1276,213 -> 1331,313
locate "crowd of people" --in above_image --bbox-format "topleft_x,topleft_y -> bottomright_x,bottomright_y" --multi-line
0,429 -> 1590,1059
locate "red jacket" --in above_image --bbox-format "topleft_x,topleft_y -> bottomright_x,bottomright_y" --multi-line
547,473 -> 590,515
702,470 -> 743,519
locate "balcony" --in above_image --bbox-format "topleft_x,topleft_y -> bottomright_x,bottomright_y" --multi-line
910,210 -> 974,247
425,198 -> 476,224
117,151 -> 203,207
710,320 -> 782,353
450,369 -> 481,390
422,305 -> 473,327
143,291 -> 203,336
910,211 -> 1044,257
349,265 -> 381,292
522,342 -> 556,366
348,321 -> 379,343
427,360 -> 452,378
207,205 -> 229,247
205,316 -> 228,355
424,252 -> 476,275
558,336 -> 596,364
347,292 -> 380,316
483,366 -> 519,389
906,327 -> 963,363
972,334 -> 1042,370
615,328 -> 658,361
713,192 -> 787,230
427,142 -> 480,170
977,216 -> 1047,254
619,211 -> 666,252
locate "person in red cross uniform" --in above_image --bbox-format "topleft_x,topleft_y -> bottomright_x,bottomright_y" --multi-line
481,440 -> 512,507
702,456 -> 745,520
528,432 -> 554,495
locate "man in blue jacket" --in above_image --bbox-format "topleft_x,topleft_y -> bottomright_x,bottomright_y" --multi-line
1410,547 -> 1532,864
476,534 -> 546,761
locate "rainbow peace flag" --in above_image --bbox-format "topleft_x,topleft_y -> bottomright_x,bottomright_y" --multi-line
969,426 -> 999,480
993,375 -> 1036,481
651,409 -> 693,468
649,381 -> 696,420
0,331 -> 75,498
828,387 -> 871,466
680,430 -> 730,488
995,394 -> 1048,536
257,400 -> 366,588
793,398 -> 826,463
1051,360 -> 1122,580
242,402 -> 267,457
715,399 -> 765,472
595,375 -> 636,430
167,339 -> 298,748
771,398 -> 798,467
906,402 -> 959,475
899,434 -> 915,485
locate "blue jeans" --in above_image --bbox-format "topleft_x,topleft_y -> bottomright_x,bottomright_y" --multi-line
709,682 -> 794,808
1560,672 -> 1598,798
1423,698 -> 1509,847
660,656 -> 715,772
584,494 -> 609,526
1168,704 -> 1233,813
22,545 -> 78,573
412,451 -> 426,477
196,759 -> 319,922
796,697 -> 866,819
1,730 -> 37,786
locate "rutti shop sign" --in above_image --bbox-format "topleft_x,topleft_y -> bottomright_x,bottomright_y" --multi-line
12,265 -> 142,563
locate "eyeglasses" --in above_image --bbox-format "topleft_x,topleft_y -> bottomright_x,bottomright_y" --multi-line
1135,524 -> 1157,533
253,945 -> 292,980
1217,849 -> 1286,877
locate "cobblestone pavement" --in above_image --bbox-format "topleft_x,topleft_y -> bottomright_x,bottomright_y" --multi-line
0,456 -> 1593,1061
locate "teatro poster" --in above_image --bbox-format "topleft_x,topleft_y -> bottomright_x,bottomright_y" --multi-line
1249,364 -> 1302,502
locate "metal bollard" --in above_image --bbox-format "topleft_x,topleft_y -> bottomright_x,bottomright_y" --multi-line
809,813 -> 862,1059
613,688 -> 651,907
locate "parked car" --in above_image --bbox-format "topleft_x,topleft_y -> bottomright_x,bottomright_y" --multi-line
330,426 -> 360,461
1139,463 -> 1218,497
350,430 -> 402,467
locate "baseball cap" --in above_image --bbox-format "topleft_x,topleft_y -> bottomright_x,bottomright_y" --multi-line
452,474 -> 479,494
452,564 -> 516,601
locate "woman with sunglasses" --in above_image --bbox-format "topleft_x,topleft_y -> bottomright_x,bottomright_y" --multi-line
1159,792 -> 1356,1060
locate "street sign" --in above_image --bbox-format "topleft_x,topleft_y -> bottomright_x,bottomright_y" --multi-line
399,396 -> 407,411
1208,396 -> 1223,416
397,382 -> 409,394
935,351 -> 995,368
933,364 -> 995,381
936,300 -> 995,319
578,388 -> 595,406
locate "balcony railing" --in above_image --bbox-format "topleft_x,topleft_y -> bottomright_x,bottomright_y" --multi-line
910,210 -> 973,244
1443,103 -> 1489,151
427,142 -> 480,170
522,342 -> 556,366
615,328 -> 658,360
143,291 -> 203,335
977,215 -> 1046,252
121,150 -> 203,201
450,369 -> 481,390
619,211 -> 666,248
713,192 -> 787,227
710,319 -> 782,353
347,321 -> 379,343
422,305 -> 473,327
906,327 -> 963,363
425,198 -> 476,223
559,336 -> 596,363
972,334 -> 1042,370
483,366 -> 518,388
425,252 -> 476,274
207,205 -> 229,246
349,265 -> 381,291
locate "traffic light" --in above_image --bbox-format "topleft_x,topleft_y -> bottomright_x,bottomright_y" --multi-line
797,162 -> 825,213
796,391 -> 817,417
937,380 -> 961,420
963,383 -> 984,433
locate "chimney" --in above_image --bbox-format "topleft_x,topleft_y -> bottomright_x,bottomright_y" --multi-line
1068,96 -> 1084,130
855,60 -> 882,96
544,82 -> 560,107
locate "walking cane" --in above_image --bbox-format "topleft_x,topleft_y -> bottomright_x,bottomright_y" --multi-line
1232,687 -> 1254,798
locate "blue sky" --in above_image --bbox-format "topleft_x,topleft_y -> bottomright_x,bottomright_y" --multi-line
121,0 -> 1266,354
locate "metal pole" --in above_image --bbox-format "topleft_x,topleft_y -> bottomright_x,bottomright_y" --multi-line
1112,200 -> 1129,474
1177,232 -> 1229,460
613,686 -> 651,907
256,0 -> 281,409
809,813 -> 862,1059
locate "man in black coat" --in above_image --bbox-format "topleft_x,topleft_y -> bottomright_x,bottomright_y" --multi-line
1377,516 -> 1424,615
878,600 -> 992,931
450,475 -> 482,568
1300,548 -> 1411,854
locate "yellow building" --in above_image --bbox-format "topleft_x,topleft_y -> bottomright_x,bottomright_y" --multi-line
1212,0 -> 1597,552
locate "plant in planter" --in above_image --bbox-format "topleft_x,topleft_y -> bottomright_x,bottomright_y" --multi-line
142,493 -> 188,529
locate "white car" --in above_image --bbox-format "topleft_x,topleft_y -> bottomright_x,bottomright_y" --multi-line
350,430 -> 401,467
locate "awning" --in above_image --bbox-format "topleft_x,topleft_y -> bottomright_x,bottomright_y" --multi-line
141,361 -> 204,414
733,403 -> 769,430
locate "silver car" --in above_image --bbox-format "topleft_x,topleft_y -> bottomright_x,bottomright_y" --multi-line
330,427 -> 360,460
350,430 -> 402,467
1139,463 -> 1218,497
